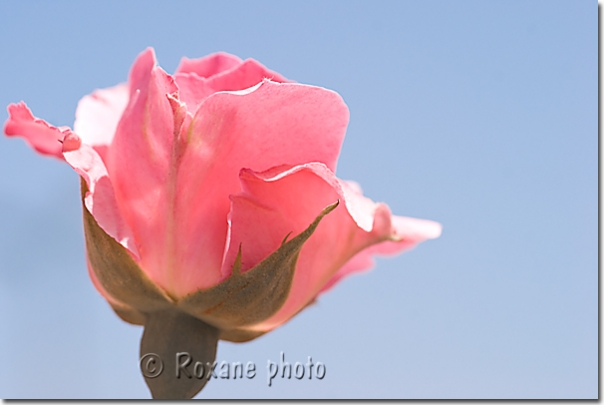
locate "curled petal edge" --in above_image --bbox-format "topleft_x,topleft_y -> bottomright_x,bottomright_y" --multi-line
4,102 -> 69,159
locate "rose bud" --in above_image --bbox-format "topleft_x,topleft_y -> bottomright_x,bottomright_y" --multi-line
4,48 -> 441,399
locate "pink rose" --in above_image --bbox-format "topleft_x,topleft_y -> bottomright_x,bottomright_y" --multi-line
4,48 -> 441,398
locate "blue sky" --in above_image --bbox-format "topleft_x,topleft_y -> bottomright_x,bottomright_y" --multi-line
0,0 -> 597,399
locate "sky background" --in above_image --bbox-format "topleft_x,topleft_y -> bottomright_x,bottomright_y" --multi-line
0,0 -> 597,399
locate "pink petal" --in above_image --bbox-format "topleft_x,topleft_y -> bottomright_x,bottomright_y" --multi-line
387,216 -> 443,249
319,216 -> 442,293
73,83 -> 129,162
221,163 -> 437,332
4,102 -> 69,159
174,58 -> 290,113
174,52 -> 245,112
163,80 -> 349,297
205,58 -> 289,91
175,52 -> 243,78
173,73 -> 216,112
177,52 -> 288,90
187,79 -> 348,175
62,133 -> 138,257
104,48 -> 182,292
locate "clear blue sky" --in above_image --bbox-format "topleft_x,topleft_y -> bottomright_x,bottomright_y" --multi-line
0,0 -> 597,399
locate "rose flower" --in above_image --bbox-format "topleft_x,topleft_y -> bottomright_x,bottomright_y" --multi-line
4,48 -> 441,398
